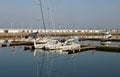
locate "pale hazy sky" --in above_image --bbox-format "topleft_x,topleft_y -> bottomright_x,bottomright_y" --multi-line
0,0 -> 120,29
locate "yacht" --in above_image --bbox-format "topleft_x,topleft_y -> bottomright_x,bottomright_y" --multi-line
60,39 -> 80,51
43,39 -> 62,50
100,31 -> 112,39
34,39 -> 48,49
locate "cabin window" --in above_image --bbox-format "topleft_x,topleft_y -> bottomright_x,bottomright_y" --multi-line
66,41 -> 72,45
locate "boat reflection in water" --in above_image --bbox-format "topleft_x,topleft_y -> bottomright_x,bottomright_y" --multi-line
33,49 -> 68,57
33,49 -> 79,77
29,48 -> 120,77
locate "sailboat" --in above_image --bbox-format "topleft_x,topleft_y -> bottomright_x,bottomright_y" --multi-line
34,0 -> 49,49
34,0 -> 62,50
34,0 -> 81,51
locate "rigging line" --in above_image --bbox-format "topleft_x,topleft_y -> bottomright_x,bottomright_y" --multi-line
35,51 -> 39,77
56,0 -> 60,29
46,0 -> 54,29
38,0 -> 47,35
39,51 -> 46,77
72,0 -> 76,30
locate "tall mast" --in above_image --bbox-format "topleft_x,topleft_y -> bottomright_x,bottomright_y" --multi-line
38,0 -> 46,35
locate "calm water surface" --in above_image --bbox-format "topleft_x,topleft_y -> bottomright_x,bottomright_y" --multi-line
0,46 -> 120,77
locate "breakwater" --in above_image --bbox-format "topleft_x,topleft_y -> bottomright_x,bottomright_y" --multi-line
0,28 -> 120,37
0,30 -> 120,38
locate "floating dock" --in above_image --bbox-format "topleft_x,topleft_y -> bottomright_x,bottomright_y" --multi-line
79,38 -> 120,42
10,41 -> 33,46
1,41 -> 120,54
96,45 -> 120,52
67,45 -> 120,54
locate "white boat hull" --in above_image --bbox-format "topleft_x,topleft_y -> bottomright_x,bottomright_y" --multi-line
60,44 -> 80,51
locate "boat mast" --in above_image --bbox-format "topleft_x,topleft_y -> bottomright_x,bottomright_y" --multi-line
38,0 -> 46,35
